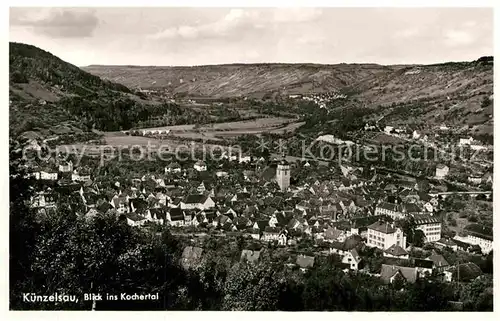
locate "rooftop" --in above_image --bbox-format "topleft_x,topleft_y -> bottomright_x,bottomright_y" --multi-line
184,194 -> 208,204
464,224 -> 493,240
368,221 -> 398,234
380,264 -> 417,284
384,244 -> 408,257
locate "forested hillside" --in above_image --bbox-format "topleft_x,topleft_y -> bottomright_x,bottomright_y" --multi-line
9,42 -> 206,136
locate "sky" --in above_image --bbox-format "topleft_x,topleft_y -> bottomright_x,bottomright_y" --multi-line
9,7 -> 493,67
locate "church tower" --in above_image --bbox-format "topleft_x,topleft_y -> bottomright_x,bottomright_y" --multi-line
276,156 -> 290,192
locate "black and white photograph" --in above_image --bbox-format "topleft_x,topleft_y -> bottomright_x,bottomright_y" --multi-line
7,4 -> 494,312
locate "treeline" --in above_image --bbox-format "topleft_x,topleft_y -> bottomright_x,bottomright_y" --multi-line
59,96 -> 210,131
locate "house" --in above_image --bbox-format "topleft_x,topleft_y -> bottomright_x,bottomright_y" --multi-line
193,160 -> 207,172
191,213 -> 205,227
262,227 -> 280,242
296,201 -> 310,212
407,259 -> 432,277
180,194 -> 215,210
31,192 -> 57,208
342,249 -> 363,270
470,140 -> 486,151
213,215 -> 232,228
380,264 -> 418,284
167,208 -> 185,226
268,213 -> 279,227
184,210 -> 197,226
383,244 -> 409,259
435,164 -> 449,180
221,151 -> 238,161
233,216 -> 252,230
414,215 -> 441,242
97,201 -> 114,214
239,155 -> 251,163
111,195 -> 130,214
202,210 -> 216,225
147,208 -> 167,225
165,162 -> 182,173
412,130 -> 421,140
249,228 -> 261,240
435,238 -> 458,251
319,204 -> 341,221
426,253 -> 450,272
35,171 -> 58,181
197,182 -> 206,194
384,126 -> 394,134
253,220 -> 269,231
125,212 -> 147,227
464,224 -> 493,254
278,231 -> 288,246
400,203 -> 424,216
458,137 -> 474,146
367,221 -> 406,250
219,207 -> 238,219
374,202 -> 403,220
58,160 -> 73,173
324,227 -> 345,243
468,175 -> 482,185
423,202 -> 434,213
72,168 -> 91,182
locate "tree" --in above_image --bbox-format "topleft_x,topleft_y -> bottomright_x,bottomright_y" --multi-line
413,230 -> 426,247
222,262 -> 284,310
460,276 -> 493,311
9,139 -> 40,309
10,71 -> 28,83
481,96 -> 491,108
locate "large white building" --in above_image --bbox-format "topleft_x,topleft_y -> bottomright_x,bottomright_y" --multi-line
464,224 -> 493,254
414,215 -> 442,242
367,221 -> 406,250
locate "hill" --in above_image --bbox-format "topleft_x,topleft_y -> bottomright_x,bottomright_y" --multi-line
9,42 -> 206,137
10,42 -> 132,96
83,63 -> 394,98
10,42 -> 493,140
83,59 -> 493,133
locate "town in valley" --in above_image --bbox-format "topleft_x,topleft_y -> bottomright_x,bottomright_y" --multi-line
9,7 -> 494,311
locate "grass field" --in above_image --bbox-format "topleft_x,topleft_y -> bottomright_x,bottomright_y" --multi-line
107,117 -> 303,142
63,117 -> 304,157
